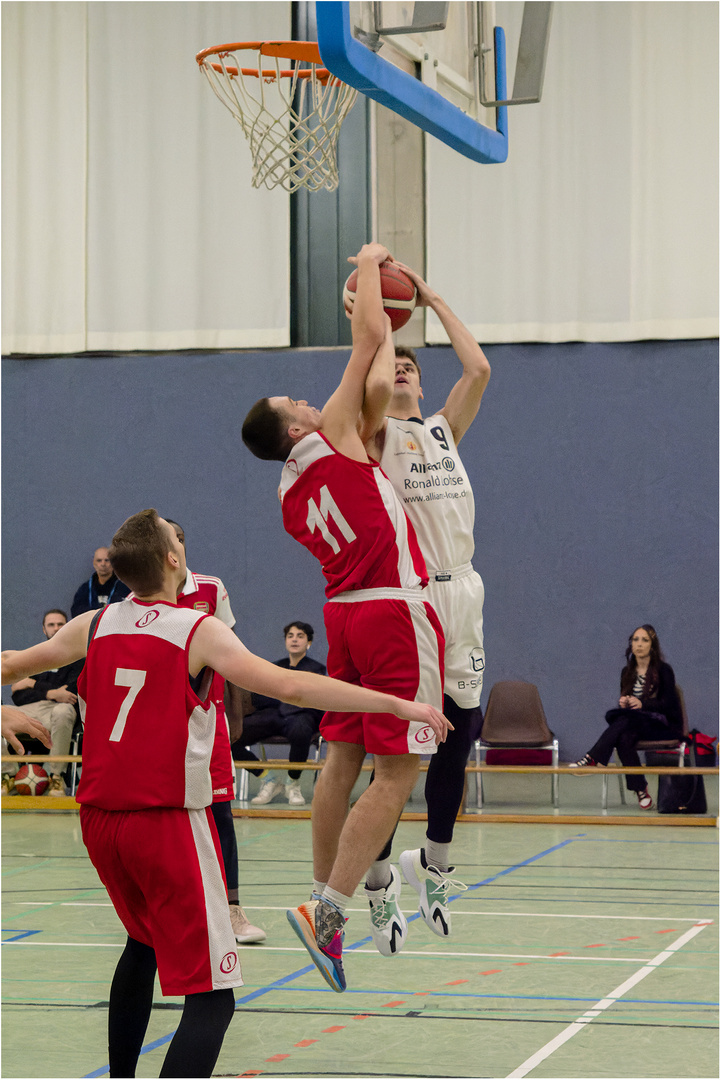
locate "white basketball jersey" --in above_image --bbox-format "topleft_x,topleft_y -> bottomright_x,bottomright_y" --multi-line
380,415 -> 475,571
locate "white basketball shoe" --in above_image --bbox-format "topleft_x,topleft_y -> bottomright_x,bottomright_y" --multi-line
399,848 -> 467,937
364,865 -> 408,956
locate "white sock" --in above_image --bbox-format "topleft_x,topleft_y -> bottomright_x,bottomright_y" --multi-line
425,840 -> 451,873
365,857 -> 393,891
321,885 -> 352,914
312,879 -> 327,897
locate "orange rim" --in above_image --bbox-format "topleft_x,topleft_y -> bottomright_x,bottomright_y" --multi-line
204,62 -> 334,83
196,39 -> 324,67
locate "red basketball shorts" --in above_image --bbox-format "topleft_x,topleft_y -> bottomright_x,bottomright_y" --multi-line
80,804 -> 243,996
321,593 -> 445,755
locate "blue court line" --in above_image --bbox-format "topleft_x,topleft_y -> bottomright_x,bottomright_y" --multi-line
1,928 -> 42,942
83,836 -> 585,1076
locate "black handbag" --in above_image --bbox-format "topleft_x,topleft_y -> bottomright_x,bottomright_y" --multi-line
656,733 -> 708,814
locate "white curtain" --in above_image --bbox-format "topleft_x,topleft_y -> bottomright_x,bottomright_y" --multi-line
426,1 -> 719,343
2,1 -> 292,355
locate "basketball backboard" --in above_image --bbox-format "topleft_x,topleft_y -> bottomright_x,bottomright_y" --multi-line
316,2 -> 552,164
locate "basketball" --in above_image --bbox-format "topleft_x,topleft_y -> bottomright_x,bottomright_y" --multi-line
343,261 -> 417,332
14,764 -> 50,796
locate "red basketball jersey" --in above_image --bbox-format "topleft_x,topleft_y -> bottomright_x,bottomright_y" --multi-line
176,570 -> 236,800
76,599 -> 216,811
280,432 -> 428,597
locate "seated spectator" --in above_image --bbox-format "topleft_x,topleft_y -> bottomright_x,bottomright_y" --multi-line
2,609 -> 84,796
70,547 -> 130,617
232,622 -> 326,806
570,624 -> 682,809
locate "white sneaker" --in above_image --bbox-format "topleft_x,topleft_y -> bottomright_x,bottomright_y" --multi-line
364,865 -> 408,956
399,848 -> 467,937
286,780 -> 306,805
251,779 -> 285,805
229,905 -> 266,944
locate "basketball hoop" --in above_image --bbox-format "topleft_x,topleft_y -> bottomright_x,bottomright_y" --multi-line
196,41 -> 358,193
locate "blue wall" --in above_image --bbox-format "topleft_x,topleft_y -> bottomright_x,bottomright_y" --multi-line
2,339 -> 717,756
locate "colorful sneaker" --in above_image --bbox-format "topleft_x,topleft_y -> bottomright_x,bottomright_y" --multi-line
364,865 -> 408,956
285,780 -> 306,806
1,774 -> 16,796
251,779 -> 285,805
636,787 -> 654,810
229,905 -> 267,944
46,775 -> 67,796
399,848 -> 467,938
287,898 -> 346,992
568,754 -> 598,769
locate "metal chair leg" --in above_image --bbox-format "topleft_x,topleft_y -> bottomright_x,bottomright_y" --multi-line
551,740 -> 559,808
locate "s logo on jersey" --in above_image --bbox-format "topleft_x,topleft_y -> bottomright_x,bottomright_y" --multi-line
135,610 -> 159,628
412,725 -> 436,746
220,952 -> 238,974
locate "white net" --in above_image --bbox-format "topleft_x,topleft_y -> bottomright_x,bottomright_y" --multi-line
198,44 -> 358,193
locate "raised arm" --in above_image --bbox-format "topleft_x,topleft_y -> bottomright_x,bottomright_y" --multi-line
2,611 -> 94,683
358,318 -> 394,456
395,261 -> 490,445
191,617 -> 452,746
321,243 -> 391,460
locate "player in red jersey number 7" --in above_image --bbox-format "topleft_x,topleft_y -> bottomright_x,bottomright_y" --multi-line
242,243 -> 449,991
1,509 -> 448,1074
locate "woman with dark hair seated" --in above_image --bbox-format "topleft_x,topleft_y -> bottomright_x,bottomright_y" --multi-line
570,624 -> 682,809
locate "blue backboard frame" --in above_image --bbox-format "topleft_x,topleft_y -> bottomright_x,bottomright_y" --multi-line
316,2 -> 508,164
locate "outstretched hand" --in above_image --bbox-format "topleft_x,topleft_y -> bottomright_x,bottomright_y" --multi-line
1,705 -> 52,754
347,242 -> 393,267
392,261 -> 437,307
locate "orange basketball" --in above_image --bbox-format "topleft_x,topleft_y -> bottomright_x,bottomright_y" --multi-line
343,261 -> 417,332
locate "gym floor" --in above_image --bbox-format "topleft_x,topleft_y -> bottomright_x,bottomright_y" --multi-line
2,807 -> 718,1079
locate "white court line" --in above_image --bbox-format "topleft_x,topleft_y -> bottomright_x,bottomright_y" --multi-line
506,921 -> 714,1079
3,901 -> 712,923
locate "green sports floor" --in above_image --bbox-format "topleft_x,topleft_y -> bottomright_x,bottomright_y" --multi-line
2,806 -> 718,1079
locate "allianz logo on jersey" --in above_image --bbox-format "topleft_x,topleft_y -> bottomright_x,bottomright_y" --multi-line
410,459 -> 455,474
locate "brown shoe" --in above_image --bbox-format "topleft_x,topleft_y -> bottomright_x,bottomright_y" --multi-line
47,775 -> 67,796
1,774 -> 16,796
229,905 -> 266,944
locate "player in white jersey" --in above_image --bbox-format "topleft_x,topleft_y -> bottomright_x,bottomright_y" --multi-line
2,508 -> 449,1075
363,260 -> 490,939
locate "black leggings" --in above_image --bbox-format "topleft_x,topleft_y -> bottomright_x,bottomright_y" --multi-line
211,800 -> 238,897
108,937 -> 235,1078
376,697 -> 478,859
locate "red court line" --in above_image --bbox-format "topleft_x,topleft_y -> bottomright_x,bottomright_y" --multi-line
618,936 -> 639,941
656,928 -> 679,934
265,1055 -> 290,1062
322,1025 -> 346,1033
294,1040 -> 318,1047
383,1000 -> 406,1008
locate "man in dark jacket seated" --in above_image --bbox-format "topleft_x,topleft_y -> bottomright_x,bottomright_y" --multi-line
70,547 -> 130,617
232,621 -> 326,806
3,609 -> 83,796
